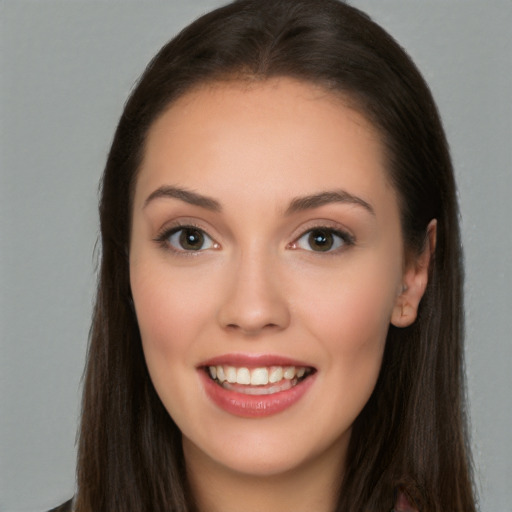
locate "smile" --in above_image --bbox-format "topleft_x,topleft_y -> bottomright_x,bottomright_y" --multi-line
199,357 -> 317,417
207,365 -> 314,395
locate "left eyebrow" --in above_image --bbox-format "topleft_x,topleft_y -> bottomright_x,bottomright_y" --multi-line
143,185 -> 222,212
285,190 -> 375,216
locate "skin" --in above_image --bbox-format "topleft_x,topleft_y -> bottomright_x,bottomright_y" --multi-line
129,78 -> 433,512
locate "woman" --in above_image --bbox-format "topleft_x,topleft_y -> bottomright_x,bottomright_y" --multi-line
54,0 -> 477,510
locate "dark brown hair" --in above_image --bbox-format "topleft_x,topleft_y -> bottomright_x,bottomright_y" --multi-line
76,1 -> 476,510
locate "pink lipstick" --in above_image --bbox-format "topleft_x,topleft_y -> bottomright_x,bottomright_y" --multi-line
198,354 -> 316,418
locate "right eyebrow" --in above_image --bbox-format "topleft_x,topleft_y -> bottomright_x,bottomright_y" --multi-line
285,189 -> 375,216
143,185 -> 222,212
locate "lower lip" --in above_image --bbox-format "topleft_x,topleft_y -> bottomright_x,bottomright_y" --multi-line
199,370 -> 315,418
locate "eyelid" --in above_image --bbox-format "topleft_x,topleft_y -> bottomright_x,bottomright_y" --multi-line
154,222 -> 220,254
289,219 -> 355,240
287,221 -> 355,253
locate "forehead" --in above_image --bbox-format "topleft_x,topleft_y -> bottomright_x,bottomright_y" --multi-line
134,77 -> 395,216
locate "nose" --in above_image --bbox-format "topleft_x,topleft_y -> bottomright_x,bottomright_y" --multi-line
216,251 -> 291,336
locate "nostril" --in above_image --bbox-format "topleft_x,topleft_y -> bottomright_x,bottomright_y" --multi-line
224,322 -> 281,334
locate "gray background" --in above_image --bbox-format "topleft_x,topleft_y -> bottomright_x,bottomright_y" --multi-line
1,1 -> 510,511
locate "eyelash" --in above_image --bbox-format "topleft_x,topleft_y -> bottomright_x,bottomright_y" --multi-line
289,227 -> 355,254
154,223 -> 219,255
154,224 -> 355,255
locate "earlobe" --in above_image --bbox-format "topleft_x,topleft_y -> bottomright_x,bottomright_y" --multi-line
391,219 -> 437,328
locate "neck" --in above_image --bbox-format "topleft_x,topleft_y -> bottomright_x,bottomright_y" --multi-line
184,437 -> 346,512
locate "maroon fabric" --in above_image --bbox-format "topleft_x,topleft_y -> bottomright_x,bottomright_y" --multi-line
394,492 -> 418,512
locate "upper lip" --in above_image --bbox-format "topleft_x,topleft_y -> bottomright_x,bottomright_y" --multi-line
198,353 -> 315,369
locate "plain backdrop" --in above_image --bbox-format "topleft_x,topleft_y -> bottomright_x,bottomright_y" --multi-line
1,1 -> 511,511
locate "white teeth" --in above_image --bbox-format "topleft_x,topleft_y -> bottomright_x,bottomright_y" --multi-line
283,366 -> 295,380
268,366 -> 283,383
237,367 -> 251,385
227,378 -> 295,395
208,364 -> 311,386
226,366 -> 237,383
250,367 -> 269,385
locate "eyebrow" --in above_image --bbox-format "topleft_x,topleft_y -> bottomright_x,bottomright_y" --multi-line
144,185 -> 222,212
144,185 -> 374,216
285,190 -> 375,216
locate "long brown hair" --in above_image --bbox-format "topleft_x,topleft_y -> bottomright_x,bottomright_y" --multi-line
76,1 -> 476,510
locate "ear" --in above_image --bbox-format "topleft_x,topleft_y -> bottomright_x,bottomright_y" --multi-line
391,219 -> 437,328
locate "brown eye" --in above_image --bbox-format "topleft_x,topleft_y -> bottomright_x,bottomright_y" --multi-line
179,228 -> 204,250
294,228 -> 353,253
308,229 -> 334,251
167,227 -> 215,251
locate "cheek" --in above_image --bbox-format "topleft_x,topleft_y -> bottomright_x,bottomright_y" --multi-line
130,263 -> 215,374
294,254 -> 400,373
297,264 -> 397,428
129,264 -> 217,425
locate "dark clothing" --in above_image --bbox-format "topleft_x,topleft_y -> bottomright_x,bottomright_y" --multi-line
48,499 -> 73,512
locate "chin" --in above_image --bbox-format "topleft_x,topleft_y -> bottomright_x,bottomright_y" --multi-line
182,419 -> 350,480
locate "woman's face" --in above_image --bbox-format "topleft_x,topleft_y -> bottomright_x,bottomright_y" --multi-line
130,78 -> 412,479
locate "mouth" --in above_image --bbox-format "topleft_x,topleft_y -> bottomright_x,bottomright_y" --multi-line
199,354 -> 317,417
205,364 -> 315,396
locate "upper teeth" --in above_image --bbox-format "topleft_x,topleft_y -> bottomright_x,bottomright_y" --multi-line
208,365 -> 308,386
